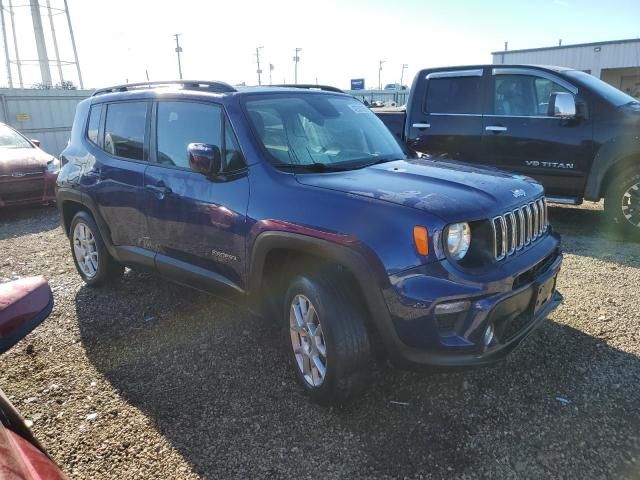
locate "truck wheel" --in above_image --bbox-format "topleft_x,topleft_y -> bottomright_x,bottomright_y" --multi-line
69,211 -> 124,286
284,273 -> 372,405
604,169 -> 640,240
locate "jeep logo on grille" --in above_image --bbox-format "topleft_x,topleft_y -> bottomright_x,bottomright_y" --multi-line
11,172 -> 26,178
511,189 -> 526,198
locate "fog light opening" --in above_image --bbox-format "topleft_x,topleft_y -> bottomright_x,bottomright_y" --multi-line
484,324 -> 495,347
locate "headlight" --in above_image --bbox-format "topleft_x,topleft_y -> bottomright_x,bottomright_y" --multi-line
446,222 -> 471,260
47,158 -> 60,174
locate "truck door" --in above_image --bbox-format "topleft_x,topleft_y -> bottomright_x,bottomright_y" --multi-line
405,69 -> 484,163
143,100 -> 250,292
481,68 -> 592,199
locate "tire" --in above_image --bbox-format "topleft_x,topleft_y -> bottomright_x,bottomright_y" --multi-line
604,168 -> 640,240
69,211 -> 124,286
283,273 -> 372,405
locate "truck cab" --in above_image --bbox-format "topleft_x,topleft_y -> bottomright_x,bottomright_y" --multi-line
375,65 -> 640,237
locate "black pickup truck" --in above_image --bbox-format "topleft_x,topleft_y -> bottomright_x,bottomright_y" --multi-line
374,65 -> 640,237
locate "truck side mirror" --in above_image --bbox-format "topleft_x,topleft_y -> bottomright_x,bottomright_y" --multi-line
188,143 -> 221,176
549,92 -> 576,119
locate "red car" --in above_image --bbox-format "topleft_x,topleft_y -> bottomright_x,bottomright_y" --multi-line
0,276 -> 65,479
0,123 -> 59,207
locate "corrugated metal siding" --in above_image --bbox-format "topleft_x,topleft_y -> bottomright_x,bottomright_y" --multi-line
492,40 -> 640,77
0,88 -> 92,156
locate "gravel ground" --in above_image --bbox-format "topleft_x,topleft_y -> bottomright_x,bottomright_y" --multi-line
0,203 -> 639,479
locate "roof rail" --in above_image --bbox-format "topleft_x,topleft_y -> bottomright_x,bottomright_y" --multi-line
92,80 -> 237,97
271,84 -> 344,94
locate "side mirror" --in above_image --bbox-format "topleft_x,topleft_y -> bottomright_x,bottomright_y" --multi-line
0,276 -> 53,354
31,139 -> 41,147
188,143 -> 221,176
549,92 -> 576,119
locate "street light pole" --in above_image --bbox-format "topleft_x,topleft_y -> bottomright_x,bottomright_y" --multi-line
255,46 -> 263,85
378,59 -> 386,90
293,48 -> 302,84
400,63 -> 408,87
269,63 -> 274,85
174,33 -> 183,79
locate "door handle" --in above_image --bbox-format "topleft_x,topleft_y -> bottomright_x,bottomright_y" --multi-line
485,126 -> 508,132
145,183 -> 173,198
412,123 -> 431,129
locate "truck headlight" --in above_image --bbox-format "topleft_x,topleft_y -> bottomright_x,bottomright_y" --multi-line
47,158 -> 60,174
446,222 -> 471,260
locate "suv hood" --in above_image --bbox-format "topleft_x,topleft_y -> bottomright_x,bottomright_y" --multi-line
295,158 -> 544,221
0,147 -> 51,174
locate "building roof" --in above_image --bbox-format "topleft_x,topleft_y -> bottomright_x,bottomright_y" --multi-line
492,37 -> 640,55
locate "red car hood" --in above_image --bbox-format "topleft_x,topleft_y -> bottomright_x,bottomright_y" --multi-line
0,148 -> 52,174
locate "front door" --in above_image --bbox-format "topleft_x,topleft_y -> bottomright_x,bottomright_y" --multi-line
481,69 -> 592,198
405,69 -> 484,163
143,100 -> 250,292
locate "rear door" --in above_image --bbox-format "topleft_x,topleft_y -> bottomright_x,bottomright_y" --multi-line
143,100 -> 250,292
481,68 -> 592,197
405,69 -> 484,163
82,101 -> 151,250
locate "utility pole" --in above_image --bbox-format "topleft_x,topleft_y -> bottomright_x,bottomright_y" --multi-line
378,59 -> 386,90
293,47 -> 302,84
255,46 -> 263,85
30,0 -> 52,86
174,33 -> 183,79
269,63 -> 274,85
400,63 -> 408,87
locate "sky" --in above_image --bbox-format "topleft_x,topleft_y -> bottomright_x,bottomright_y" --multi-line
1,0 -> 639,90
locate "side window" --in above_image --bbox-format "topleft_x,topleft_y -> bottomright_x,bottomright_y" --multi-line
223,117 -> 246,172
86,104 -> 102,145
104,102 -> 147,160
156,101 -> 221,169
534,78 -> 570,115
424,77 -> 482,114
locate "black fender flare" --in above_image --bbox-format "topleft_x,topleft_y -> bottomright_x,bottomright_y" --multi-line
248,231 -> 401,353
584,136 -> 640,201
56,188 -> 120,260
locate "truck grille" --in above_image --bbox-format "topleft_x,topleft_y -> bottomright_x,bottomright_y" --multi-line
492,198 -> 548,261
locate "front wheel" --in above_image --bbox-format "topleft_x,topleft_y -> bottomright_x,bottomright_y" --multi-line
284,273 -> 372,405
604,169 -> 640,240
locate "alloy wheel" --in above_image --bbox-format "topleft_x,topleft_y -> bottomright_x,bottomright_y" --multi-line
622,182 -> 640,228
289,294 -> 327,387
73,222 -> 99,278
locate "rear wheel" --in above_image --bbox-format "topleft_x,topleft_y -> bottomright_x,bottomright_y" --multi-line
69,211 -> 124,286
604,169 -> 640,240
284,273 -> 372,405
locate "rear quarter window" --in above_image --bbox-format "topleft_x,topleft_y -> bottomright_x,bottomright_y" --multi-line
86,104 -> 102,145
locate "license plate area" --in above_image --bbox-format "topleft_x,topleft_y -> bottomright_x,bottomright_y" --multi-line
534,274 -> 557,314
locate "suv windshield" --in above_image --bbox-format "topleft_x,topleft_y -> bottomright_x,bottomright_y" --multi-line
245,93 -> 405,170
565,70 -> 638,107
0,124 -> 32,149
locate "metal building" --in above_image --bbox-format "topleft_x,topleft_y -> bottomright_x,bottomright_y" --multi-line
492,38 -> 640,98
0,87 -> 92,155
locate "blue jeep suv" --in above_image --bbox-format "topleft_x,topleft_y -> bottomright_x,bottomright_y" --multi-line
56,80 -> 563,404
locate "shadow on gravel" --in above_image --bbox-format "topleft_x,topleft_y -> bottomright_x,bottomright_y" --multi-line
0,204 -> 59,240
75,270 -> 640,479
548,206 -> 640,268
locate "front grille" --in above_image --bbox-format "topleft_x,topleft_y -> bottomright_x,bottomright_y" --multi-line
492,198 -> 548,261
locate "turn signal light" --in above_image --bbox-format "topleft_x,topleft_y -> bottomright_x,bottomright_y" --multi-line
413,226 -> 429,256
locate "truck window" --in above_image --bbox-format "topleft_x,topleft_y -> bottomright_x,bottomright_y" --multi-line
424,77 -> 482,114
86,104 -> 102,146
104,102 -> 147,160
493,75 -> 569,117
156,101 -> 222,169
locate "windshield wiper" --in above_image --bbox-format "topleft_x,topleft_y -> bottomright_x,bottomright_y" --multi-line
355,157 -> 400,169
275,162 -> 351,172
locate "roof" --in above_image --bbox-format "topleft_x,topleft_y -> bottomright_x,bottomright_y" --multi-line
417,64 -> 575,74
492,37 -> 640,55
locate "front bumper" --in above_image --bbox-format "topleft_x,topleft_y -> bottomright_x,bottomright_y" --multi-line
0,171 -> 57,207
380,233 -> 563,367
